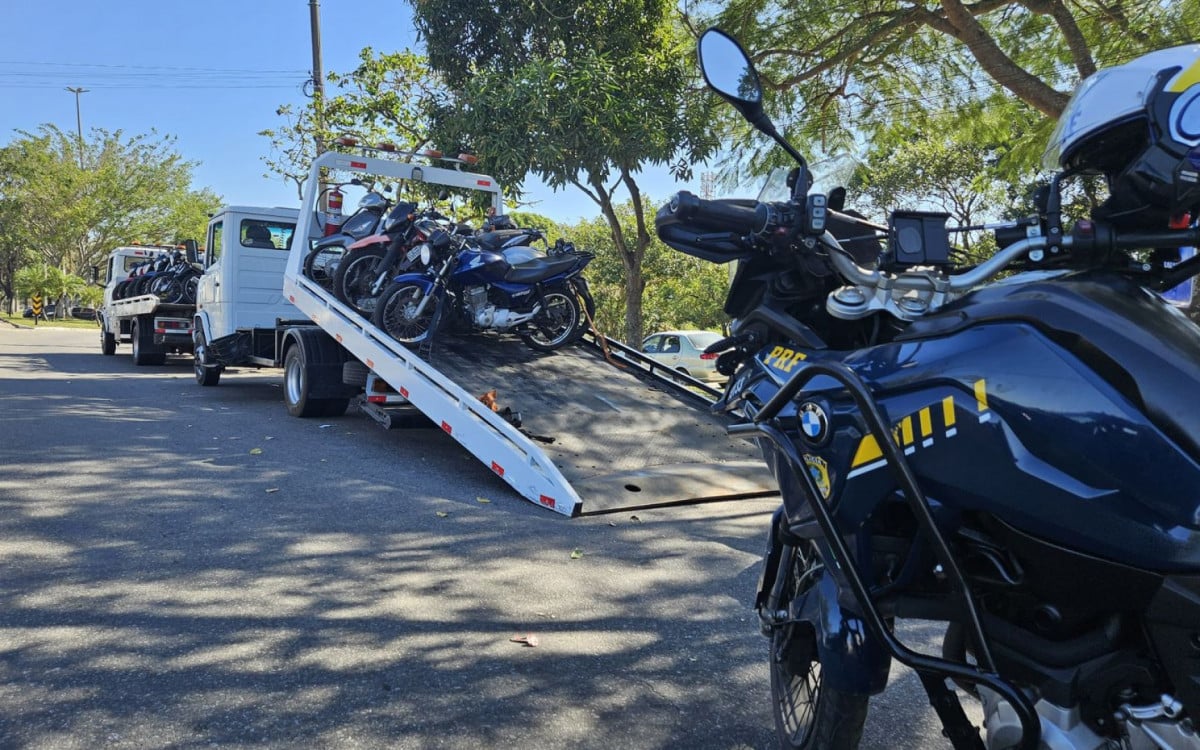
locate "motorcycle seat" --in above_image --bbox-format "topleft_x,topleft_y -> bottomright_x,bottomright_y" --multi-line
503,255 -> 580,283
475,229 -> 537,251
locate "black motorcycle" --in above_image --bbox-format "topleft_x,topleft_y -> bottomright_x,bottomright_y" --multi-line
303,189 -> 391,289
656,28 -> 1200,749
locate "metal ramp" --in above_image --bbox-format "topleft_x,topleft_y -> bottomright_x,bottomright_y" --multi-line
282,148 -> 776,516
424,332 -> 773,514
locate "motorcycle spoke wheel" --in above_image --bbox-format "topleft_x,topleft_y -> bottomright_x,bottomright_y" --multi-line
305,246 -> 343,287
521,290 -> 581,352
769,544 -> 868,749
334,251 -> 386,316
183,276 -> 199,304
374,283 -> 437,345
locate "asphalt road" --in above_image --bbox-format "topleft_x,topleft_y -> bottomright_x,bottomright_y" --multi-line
0,326 -> 973,749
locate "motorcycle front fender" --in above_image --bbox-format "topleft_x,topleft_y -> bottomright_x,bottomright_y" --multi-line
759,507 -> 891,696
800,572 -> 892,695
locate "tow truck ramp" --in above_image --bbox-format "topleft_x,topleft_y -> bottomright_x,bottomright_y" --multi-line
283,149 -> 775,517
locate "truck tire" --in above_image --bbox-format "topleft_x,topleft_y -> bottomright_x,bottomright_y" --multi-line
192,328 -> 222,386
283,332 -> 352,418
342,359 -> 369,388
131,319 -> 166,366
100,320 -> 116,356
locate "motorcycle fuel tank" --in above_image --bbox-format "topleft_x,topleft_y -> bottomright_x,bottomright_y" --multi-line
751,270 -> 1200,572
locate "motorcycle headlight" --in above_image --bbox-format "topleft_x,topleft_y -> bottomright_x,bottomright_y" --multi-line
419,243 -> 433,266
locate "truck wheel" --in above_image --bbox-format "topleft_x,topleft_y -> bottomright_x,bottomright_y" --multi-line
100,321 -> 116,356
193,329 -> 222,386
131,320 -> 166,366
284,334 -> 352,418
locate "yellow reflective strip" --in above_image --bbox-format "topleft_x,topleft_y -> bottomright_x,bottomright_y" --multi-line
900,417 -> 914,446
942,396 -> 956,427
1169,59 -> 1200,93
974,379 -> 989,412
919,407 -> 932,438
851,434 -> 882,467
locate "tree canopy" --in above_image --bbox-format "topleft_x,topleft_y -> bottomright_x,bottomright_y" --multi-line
0,125 -> 219,294
413,0 -> 719,344
704,0 -> 1199,185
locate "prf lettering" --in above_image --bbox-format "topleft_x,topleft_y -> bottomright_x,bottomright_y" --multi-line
764,346 -> 807,372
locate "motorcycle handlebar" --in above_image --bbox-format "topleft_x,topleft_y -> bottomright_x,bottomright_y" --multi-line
666,192 -> 767,235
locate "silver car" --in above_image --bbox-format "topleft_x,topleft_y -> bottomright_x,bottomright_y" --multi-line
640,330 -> 726,383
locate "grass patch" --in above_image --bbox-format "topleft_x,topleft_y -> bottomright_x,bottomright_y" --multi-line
0,313 -> 100,330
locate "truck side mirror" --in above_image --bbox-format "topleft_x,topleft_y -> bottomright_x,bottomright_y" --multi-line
183,239 -> 199,265
90,265 -> 100,285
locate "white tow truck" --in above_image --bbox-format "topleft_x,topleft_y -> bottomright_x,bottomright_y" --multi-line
262,144 -> 774,516
98,244 -> 196,365
188,206 -> 342,399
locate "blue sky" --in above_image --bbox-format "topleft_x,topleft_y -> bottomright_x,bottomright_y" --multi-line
0,0 -> 701,225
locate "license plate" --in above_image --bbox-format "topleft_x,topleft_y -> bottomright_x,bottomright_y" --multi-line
405,246 -> 422,262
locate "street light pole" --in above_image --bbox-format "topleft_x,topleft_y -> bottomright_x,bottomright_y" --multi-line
65,86 -> 88,169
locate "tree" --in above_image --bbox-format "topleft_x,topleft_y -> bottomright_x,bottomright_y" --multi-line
850,107 -> 1022,257
13,264 -> 86,318
260,49 -> 438,200
706,0 -> 1200,182
0,126 -> 219,279
413,0 -> 719,344
562,200 -> 730,339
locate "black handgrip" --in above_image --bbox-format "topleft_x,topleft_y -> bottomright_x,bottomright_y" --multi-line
666,191 -> 766,234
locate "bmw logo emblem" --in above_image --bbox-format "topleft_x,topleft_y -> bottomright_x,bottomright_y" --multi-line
799,401 -> 829,444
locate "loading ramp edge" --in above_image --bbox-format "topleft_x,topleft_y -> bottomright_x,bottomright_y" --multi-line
284,273 -> 586,517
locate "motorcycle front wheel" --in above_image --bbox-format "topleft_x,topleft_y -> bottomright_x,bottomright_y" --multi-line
373,281 -> 438,346
520,288 -> 582,352
770,543 -> 869,749
333,246 -> 387,317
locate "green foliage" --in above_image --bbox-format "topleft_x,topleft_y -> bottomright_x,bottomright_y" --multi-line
414,0 -> 719,343
14,263 -> 87,317
0,125 -> 219,290
705,0 -> 1200,188
561,200 -> 729,341
260,50 -> 439,200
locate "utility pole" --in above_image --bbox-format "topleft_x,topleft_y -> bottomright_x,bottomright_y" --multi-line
308,0 -> 328,211
308,0 -> 324,155
65,86 -> 88,169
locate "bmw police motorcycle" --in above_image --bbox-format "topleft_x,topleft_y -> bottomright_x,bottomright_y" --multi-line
656,29 -> 1200,750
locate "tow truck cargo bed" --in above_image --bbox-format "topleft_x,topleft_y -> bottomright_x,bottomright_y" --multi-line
424,333 -> 773,514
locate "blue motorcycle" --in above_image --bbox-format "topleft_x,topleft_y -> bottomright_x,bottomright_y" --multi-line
657,28 -> 1200,750
371,224 -> 595,353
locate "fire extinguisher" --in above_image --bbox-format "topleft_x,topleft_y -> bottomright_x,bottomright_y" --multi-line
324,187 -> 344,236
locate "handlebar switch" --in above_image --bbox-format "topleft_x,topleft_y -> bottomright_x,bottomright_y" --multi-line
804,193 -> 828,235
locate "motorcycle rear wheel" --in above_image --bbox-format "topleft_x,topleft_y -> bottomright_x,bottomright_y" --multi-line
520,289 -> 582,352
333,246 -> 388,317
304,244 -> 343,288
770,544 -> 869,749
373,281 -> 438,346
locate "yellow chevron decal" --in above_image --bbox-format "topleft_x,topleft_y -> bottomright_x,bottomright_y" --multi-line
848,380 -> 990,474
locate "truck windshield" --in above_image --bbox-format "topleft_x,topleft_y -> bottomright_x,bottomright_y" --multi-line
240,219 -> 296,250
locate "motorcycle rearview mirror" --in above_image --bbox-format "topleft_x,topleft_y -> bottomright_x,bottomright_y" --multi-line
698,29 -> 763,115
697,27 -> 810,175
